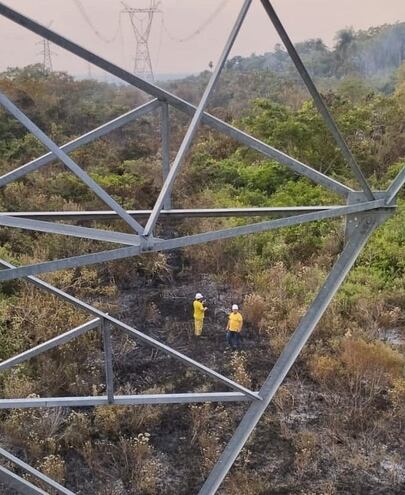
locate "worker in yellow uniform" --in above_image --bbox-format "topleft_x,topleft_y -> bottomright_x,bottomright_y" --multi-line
226,304 -> 243,349
193,293 -> 207,336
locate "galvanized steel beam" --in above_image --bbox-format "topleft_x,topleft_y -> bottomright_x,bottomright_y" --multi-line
0,393 -> 250,409
0,245 -> 142,281
0,200 -> 388,282
101,319 -> 114,404
153,200 -> 388,251
385,164 -> 405,205
0,215 -> 141,245
2,206 -> 346,221
161,101 -> 172,210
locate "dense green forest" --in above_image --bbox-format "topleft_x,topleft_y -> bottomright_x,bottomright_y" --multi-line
0,22 -> 404,495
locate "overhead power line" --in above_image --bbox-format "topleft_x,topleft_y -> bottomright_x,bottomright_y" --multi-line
162,0 -> 229,43
71,0 -> 230,79
72,0 -> 121,43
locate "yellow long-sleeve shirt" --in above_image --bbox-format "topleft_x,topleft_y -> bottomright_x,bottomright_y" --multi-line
228,312 -> 243,332
193,300 -> 205,320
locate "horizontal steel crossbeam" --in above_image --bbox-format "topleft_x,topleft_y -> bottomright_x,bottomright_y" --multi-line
0,393 -> 250,409
2,206 -> 347,221
0,245 -> 143,280
153,200 -> 388,251
0,200 -> 389,282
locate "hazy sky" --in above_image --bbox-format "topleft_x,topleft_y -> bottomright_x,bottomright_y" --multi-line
0,0 -> 404,78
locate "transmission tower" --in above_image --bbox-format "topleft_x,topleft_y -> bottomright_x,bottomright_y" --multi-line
37,21 -> 55,73
0,1 -> 404,495
39,38 -> 53,72
121,1 -> 161,81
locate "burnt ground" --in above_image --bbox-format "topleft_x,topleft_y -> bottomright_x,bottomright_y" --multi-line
1,271 -> 403,494
97,273 -> 405,495
114,275 -> 271,387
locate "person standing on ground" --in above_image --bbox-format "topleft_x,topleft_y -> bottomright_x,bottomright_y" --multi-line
226,304 -> 243,349
193,293 -> 207,337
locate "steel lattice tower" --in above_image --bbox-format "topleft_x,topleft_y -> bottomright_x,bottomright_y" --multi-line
39,37 -> 53,72
0,1 -> 403,494
121,0 -> 160,81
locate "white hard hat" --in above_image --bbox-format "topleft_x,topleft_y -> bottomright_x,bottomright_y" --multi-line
195,293 -> 203,299
232,304 -> 239,310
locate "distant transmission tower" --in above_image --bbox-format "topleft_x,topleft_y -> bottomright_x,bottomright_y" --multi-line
37,21 -> 55,73
39,38 -> 54,72
121,1 -> 161,81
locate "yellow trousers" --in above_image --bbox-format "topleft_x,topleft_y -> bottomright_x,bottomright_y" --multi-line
194,318 -> 204,336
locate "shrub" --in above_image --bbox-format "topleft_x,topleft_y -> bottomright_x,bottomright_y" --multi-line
222,471 -> 268,494
94,403 -> 163,439
189,403 -> 212,444
292,430 -> 319,477
230,352 -> 252,389
189,403 -> 232,476
273,384 -> 295,414
389,377 -> 405,419
81,434 -> 165,495
242,293 -> 265,328
309,355 -> 342,387
63,411 -> 92,449
1,406 -> 64,459
198,430 -> 222,476
1,368 -> 36,398
340,337 -> 404,404
37,454 -> 66,484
